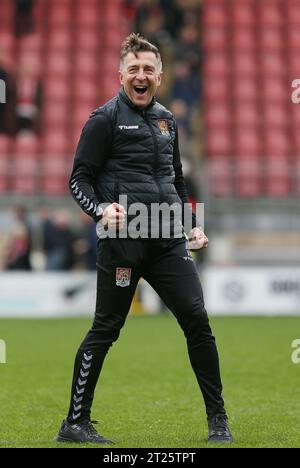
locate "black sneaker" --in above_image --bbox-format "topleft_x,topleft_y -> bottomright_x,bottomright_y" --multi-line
56,419 -> 114,444
207,414 -> 233,444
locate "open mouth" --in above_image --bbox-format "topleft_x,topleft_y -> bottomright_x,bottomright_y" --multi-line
134,86 -> 148,95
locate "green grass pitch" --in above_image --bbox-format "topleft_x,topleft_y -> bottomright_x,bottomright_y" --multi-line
0,315 -> 299,448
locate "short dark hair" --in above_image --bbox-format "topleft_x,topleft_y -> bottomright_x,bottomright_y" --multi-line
120,33 -> 162,72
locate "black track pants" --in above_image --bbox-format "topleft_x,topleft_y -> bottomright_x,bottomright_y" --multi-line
67,238 -> 226,422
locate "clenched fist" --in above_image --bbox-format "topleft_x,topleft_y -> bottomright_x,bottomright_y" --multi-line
187,227 -> 209,250
102,203 -> 127,230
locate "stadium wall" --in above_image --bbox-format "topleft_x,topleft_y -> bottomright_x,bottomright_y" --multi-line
0,268 -> 300,317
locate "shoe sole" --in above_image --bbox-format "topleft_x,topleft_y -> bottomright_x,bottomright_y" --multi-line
55,435 -> 114,445
208,438 -> 234,444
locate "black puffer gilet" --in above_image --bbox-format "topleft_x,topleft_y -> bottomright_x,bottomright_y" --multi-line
93,88 -> 181,209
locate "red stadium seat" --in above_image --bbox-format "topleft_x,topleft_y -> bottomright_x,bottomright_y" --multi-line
47,4 -> 71,26
73,52 -> 98,77
34,0 -> 44,22
208,157 -> 233,197
44,78 -> 71,102
0,0 -> 14,29
206,129 -> 232,156
43,102 -> 69,128
259,2 -> 283,27
0,152 -> 10,194
73,80 -> 98,103
236,157 -> 262,197
46,52 -> 71,76
48,30 -> 72,51
103,28 -> 126,51
233,52 -> 257,76
261,78 -> 288,102
232,1 -> 256,26
288,52 -> 300,75
264,130 -> 290,157
43,133 -> 69,156
0,153 -> 9,190
14,134 -> 39,157
204,77 -> 228,101
232,27 -> 256,51
0,33 -> 14,55
263,104 -> 288,128
260,28 -> 283,51
0,136 -> 12,155
287,0 -> 300,23
261,52 -> 285,76
104,0 -> 125,23
205,103 -> 231,127
293,124 -> 300,152
234,78 -> 258,102
291,106 -> 300,127
11,157 -> 38,194
293,157 -> 300,195
203,27 -> 227,50
18,35 -> 42,53
203,3 -> 228,27
76,29 -> 99,51
75,6 -> 99,27
204,53 -> 230,76
42,157 -> 70,194
265,157 -> 291,196
235,104 -> 259,127
288,25 -> 300,50
18,50 -> 41,71
235,129 -> 261,157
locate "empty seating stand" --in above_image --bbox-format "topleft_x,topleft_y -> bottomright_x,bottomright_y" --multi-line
203,0 -> 297,198
0,0 -> 128,195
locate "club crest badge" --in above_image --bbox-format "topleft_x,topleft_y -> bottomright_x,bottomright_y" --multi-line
157,119 -> 170,136
116,267 -> 132,287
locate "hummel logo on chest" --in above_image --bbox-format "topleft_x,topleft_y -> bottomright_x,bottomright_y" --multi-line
118,125 -> 139,130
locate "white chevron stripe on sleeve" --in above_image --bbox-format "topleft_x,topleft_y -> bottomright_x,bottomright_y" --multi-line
84,353 -> 93,361
78,378 -> 87,386
82,362 -> 91,370
73,395 -> 83,403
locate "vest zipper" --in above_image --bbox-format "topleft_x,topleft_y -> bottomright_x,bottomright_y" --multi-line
142,109 -> 162,203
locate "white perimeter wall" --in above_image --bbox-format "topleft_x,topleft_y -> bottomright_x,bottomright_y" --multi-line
0,268 -> 300,318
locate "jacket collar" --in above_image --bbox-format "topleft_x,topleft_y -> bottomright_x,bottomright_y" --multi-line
118,87 -> 156,112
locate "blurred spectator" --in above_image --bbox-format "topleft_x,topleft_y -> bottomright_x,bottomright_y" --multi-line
73,212 -> 97,271
0,48 -> 16,135
42,210 -> 75,271
174,21 -> 202,73
171,60 -> 200,108
159,0 -> 184,39
15,63 -> 42,134
169,98 -> 191,135
14,0 -> 35,37
4,205 -> 32,270
133,0 -> 203,198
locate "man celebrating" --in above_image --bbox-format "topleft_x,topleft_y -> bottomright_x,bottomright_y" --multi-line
56,33 -> 233,445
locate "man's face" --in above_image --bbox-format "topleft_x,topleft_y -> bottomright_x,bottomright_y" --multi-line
119,51 -> 162,108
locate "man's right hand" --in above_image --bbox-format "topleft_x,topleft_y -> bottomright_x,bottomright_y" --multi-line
102,203 -> 126,230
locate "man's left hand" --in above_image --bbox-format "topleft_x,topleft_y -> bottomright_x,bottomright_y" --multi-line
187,228 -> 209,250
